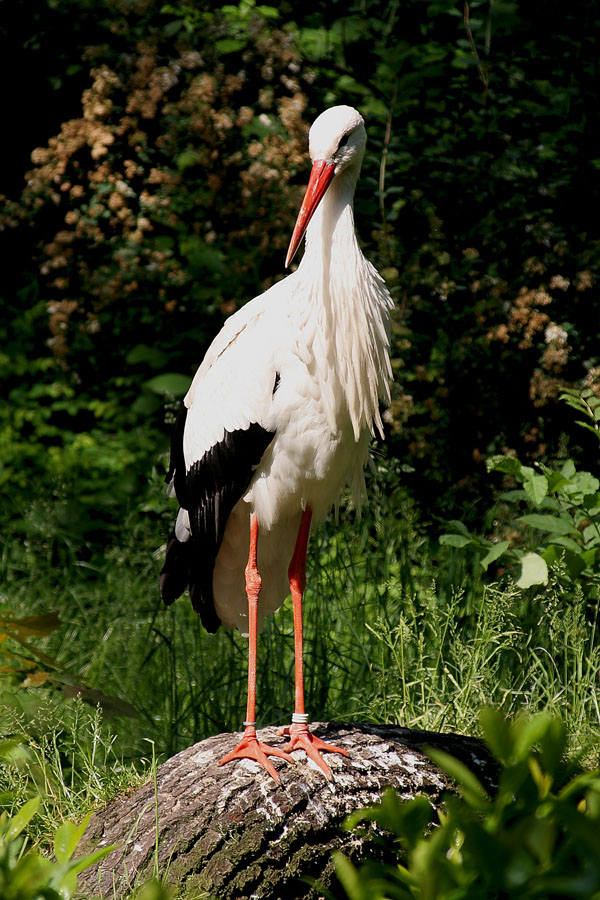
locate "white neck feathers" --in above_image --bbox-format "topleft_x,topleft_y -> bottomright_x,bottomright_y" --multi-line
295,167 -> 393,440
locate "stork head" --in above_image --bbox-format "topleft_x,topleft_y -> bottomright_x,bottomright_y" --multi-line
285,105 -> 366,267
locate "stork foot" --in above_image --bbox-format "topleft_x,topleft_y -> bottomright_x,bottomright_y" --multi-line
279,722 -> 349,780
218,726 -> 294,784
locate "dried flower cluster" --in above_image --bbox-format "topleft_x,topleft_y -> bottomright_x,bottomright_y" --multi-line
19,19 -> 312,364
484,266 -> 597,409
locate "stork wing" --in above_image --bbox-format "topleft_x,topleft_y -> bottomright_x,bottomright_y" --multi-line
160,290 -> 286,631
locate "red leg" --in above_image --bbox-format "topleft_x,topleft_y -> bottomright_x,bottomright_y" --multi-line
280,506 -> 349,779
218,513 -> 293,783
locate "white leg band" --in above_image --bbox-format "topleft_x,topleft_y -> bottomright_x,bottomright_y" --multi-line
243,721 -> 256,728
292,713 -> 310,725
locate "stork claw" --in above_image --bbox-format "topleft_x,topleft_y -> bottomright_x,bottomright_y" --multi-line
218,726 -> 294,784
279,722 -> 349,780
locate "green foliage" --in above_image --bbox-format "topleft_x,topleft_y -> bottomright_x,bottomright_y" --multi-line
561,387 -> 600,444
0,797 -> 115,900
2,463 -> 600,891
285,0 -> 600,506
440,390 -> 600,592
0,0 -> 313,556
441,455 -> 600,590
2,0 -> 600,539
2,6 -> 600,893
5,455 -> 599,771
334,710 -> 600,900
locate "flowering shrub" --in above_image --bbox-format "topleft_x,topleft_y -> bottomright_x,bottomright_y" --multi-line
19,14 -> 311,369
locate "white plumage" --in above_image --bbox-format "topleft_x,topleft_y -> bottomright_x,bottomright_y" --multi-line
160,104 -> 393,781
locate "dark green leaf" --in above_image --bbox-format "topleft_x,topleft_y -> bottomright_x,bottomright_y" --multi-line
518,514 -> 578,535
143,374 -> 191,397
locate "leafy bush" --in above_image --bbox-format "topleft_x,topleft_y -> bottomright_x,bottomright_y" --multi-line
440,389 -> 600,592
291,1 -> 600,508
2,0 -> 600,543
1,0 -> 314,558
0,797 -> 114,900
441,455 -> 600,591
335,709 -> 600,900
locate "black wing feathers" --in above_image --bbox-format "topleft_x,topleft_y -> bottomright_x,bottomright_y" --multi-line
160,531 -> 192,606
160,404 -> 192,608
186,424 -> 274,630
160,400 -> 275,632
165,403 -> 190,507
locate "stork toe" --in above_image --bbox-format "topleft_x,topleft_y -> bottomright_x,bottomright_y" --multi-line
218,728 -> 294,784
279,723 -> 349,780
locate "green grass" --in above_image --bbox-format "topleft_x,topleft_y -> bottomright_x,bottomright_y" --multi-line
359,582 -> 600,755
1,456 -> 600,884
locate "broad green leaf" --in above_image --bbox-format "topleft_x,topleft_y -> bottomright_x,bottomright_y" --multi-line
513,713 -> 556,760
333,853 -> 368,900
131,394 -> 163,416
479,707 -> 512,764
126,344 -> 168,369
521,466 -> 548,505
3,797 -> 40,841
541,545 -> 559,566
426,747 -> 491,811
582,492 -> 600,512
499,489 -> 529,501
443,519 -> 471,536
517,553 -> 548,588
3,853 -> 54,896
519,514 -> 578,535
538,717 -> 566,775
143,373 -> 191,396
546,535 -> 583,553
176,149 -> 203,171
563,550 -> 586,578
545,472 -> 570,493
579,548 -> 598,568
214,37 -> 246,54
565,472 -> 600,495
57,868 -> 78,899
0,736 -> 35,764
480,540 -> 509,569
64,843 -> 119,878
558,770 -> 600,801
487,455 -> 522,476
439,533 -> 473,549
54,818 -> 87,864
256,5 -> 280,18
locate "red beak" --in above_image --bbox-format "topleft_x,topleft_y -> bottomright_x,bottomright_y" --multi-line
285,159 -> 336,268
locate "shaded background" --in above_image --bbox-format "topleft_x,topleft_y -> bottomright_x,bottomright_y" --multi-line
1,0 -> 599,760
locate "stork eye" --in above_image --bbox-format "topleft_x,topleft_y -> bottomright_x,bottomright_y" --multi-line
337,132 -> 351,152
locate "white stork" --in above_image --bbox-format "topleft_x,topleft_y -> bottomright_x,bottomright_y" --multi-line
160,105 -> 393,782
